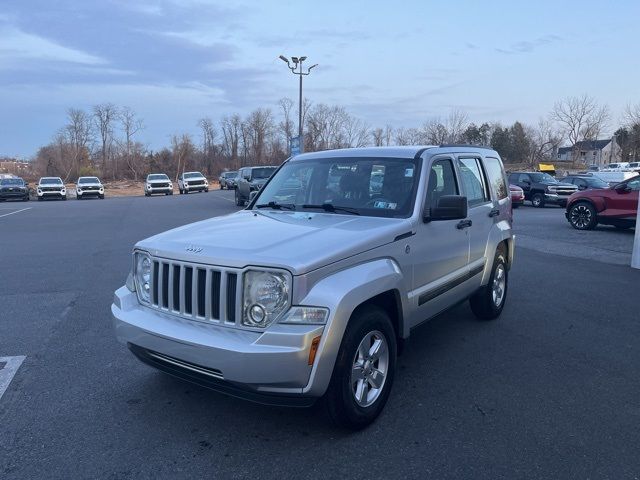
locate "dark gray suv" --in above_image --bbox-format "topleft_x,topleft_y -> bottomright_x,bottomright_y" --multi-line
235,166 -> 278,206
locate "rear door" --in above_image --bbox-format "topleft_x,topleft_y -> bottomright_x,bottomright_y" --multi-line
456,156 -> 494,284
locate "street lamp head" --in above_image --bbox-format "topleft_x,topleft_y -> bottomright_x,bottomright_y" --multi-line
291,56 -> 299,64
278,55 -> 289,64
308,64 -> 318,71
299,56 -> 307,62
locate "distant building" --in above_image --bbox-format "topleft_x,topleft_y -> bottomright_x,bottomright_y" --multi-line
556,138 -> 621,166
0,160 -> 31,175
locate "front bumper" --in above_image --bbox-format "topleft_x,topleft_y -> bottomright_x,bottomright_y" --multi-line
184,184 -> 208,191
78,190 -> 103,197
543,193 -> 571,206
0,191 -> 28,199
38,190 -> 65,197
147,185 -> 172,193
112,286 -> 324,403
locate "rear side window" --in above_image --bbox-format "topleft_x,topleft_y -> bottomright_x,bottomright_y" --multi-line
458,158 -> 490,207
427,159 -> 459,208
483,157 -> 508,200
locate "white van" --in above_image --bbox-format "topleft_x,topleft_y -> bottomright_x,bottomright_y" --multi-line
592,171 -> 637,186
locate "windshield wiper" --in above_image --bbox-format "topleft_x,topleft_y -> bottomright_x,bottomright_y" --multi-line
255,201 -> 296,211
302,203 -> 360,215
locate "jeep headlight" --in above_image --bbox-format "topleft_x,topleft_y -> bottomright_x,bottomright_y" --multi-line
242,270 -> 291,328
134,251 -> 153,304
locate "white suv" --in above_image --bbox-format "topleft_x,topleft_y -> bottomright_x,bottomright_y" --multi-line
37,177 -> 66,201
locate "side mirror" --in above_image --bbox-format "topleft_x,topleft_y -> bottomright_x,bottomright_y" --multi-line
249,191 -> 258,201
578,184 -> 586,191
424,195 -> 468,222
614,183 -> 629,193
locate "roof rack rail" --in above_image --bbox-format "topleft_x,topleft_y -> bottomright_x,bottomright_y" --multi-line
439,144 -> 493,150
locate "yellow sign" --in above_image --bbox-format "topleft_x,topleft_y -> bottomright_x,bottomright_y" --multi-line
538,163 -> 555,172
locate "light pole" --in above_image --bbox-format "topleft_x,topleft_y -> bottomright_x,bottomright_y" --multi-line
279,55 -> 317,154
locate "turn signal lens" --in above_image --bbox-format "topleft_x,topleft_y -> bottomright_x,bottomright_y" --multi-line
308,336 -> 321,365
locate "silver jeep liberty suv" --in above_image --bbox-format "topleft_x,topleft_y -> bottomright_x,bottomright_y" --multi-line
112,146 -> 514,429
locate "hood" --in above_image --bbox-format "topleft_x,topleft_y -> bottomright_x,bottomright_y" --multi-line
137,210 -> 412,275
147,179 -> 170,184
78,183 -> 103,187
541,181 -> 574,187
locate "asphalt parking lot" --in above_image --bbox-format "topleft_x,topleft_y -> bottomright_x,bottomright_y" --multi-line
1,193 -> 639,479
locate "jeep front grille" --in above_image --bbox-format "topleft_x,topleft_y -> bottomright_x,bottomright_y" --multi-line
150,259 -> 239,325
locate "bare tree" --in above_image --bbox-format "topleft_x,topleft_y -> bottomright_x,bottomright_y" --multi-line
245,108 -> 274,163
220,114 -> 242,167
64,108 -> 94,180
93,103 -> 118,177
526,119 -> 563,168
551,94 -> 610,159
172,134 -> 195,180
623,103 -> 640,127
119,107 -> 144,180
278,98 -> 295,147
445,108 -> 469,143
372,128 -> 384,146
198,117 -> 217,174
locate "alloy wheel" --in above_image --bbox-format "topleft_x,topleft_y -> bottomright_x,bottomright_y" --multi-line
350,330 -> 389,407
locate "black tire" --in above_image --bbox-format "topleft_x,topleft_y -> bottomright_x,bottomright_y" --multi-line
76,195 -> 81,200
37,197 -> 42,201
235,189 -> 244,206
325,305 -> 397,430
204,188 -> 209,193
568,202 -> 597,230
145,192 -> 150,197
23,196 -> 29,202
470,246 -> 508,321
99,194 -> 104,199
512,203 -> 519,209
62,196 -> 67,201
169,191 -> 173,195
531,193 -> 545,208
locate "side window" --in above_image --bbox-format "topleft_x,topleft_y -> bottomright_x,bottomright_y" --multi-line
627,178 -> 640,191
574,178 -> 586,189
483,157 -> 508,200
518,173 -> 531,183
427,159 -> 458,207
458,158 -> 490,207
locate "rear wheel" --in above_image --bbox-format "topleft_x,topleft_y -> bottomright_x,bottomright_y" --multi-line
531,193 -> 545,208
470,246 -> 508,320
325,305 -> 396,430
568,202 -> 597,230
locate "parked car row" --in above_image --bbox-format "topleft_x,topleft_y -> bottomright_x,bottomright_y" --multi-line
1,176 -> 107,202
600,162 -> 640,172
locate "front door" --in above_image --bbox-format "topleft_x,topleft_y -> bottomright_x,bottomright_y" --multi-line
407,156 -> 470,327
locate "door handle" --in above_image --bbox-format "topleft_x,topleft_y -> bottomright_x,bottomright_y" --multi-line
456,219 -> 472,229
488,208 -> 500,218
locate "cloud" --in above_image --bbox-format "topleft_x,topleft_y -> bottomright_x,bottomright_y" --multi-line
0,25 -> 106,65
496,34 -> 562,55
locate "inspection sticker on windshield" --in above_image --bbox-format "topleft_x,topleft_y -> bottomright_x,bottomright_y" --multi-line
373,201 -> 397,209
404,168 -> 414,177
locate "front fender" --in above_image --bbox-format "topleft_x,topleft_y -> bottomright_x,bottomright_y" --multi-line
298,258 -> 406,396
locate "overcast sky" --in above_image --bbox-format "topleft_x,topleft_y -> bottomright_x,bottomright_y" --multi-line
1,0 -> 638,157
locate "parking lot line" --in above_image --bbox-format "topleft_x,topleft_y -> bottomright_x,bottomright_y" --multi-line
0,207 -> 32,218
0,356 -> 26,401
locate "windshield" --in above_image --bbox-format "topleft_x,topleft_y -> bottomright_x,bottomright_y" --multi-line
251,167 -> 277,180
184,172 -> 204,179
1,178 -> 23,186
78,177 -> 99,184
529,173 -> 557,183
586,177 -> 609,188
148,174 -> 169,181
223,171 -> 237,178
253,157 -> 420,218
40,178 -> 62,185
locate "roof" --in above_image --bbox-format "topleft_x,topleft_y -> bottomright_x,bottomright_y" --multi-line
293,145 -> 498,161
558,139 -> 611,155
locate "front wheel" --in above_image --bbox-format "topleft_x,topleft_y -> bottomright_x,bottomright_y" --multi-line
325,305 -> 396,430
235,189 -> 244,206
531,193 -> 545,208
470,246 -> 508,320
76,195 -> 81,200
568,202 -> 597,230
99,194 -> 104,199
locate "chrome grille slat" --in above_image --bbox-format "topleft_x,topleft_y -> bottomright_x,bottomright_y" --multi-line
144,257 -> 240,326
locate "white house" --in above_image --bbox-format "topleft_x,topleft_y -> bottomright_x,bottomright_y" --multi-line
556,138 -> 621,166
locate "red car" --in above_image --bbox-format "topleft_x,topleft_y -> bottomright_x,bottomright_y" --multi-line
509,184 -> 524,208
565,174 -> 639,230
